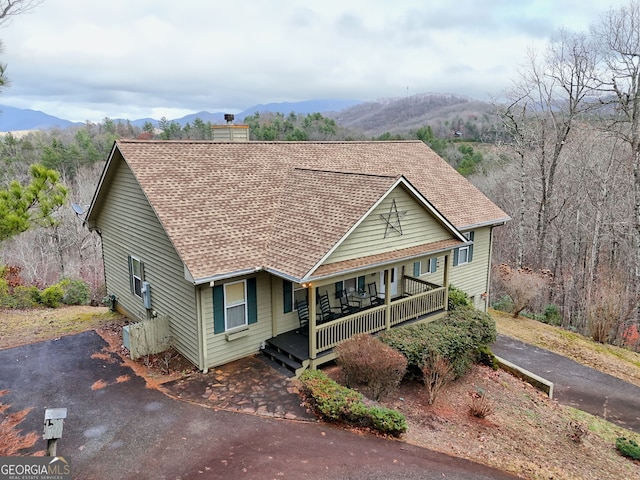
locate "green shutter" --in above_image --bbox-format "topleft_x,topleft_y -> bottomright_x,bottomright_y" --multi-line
413,262 -> 420,277
335,281 -> 342,298
128,255 -> 133,294
283,280 -> 292,313
213,285 -> 224,334
453,248 -> 459,266
247,277 -> 257,325
357,276 -> 365,292
468,231 -> 474,262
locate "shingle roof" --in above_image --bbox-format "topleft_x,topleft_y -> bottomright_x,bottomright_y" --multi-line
94,140 -> 509,283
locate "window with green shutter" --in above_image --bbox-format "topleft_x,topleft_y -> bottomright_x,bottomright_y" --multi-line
213,277 -> 257,333
454,231 -> 474,266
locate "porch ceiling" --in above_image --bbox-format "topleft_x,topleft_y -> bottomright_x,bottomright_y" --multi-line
307,238 -> 462,281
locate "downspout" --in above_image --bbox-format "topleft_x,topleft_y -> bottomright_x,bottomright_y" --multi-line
196,286 -> 207,373
484,226 -> 495,313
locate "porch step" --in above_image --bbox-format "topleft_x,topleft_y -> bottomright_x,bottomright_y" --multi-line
261,345 -> 307,377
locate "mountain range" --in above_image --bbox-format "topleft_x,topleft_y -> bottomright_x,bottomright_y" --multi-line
0,94 -> 495,137
0,99 -> 363,132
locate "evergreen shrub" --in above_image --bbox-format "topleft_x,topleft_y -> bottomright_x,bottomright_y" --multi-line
299,369 -> 407,436
616,437 -> 640,460
40,285 -> 64,308
58,278 -> 90,305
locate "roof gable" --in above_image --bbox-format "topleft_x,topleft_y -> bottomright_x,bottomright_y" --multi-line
319,180 -> 462,273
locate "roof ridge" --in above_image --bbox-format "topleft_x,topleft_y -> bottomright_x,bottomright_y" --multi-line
293,167 -> 399,179
117,139 -> 424,145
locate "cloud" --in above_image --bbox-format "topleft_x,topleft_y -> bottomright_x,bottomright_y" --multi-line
0,0 -> 629,122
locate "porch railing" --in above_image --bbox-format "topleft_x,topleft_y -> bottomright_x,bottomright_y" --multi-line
314,286 -> 446,355
403,275 -> 441,295
390,287 -> 446,326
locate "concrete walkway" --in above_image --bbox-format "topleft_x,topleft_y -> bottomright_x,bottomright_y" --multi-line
493,334 -> 640,433
0,331 -> 519,480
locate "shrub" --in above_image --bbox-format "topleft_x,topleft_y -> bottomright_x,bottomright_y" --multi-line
58,278 -> 90,305
421,353 -> 454,405
477,345 -> 499,370
616,437 -> 640,460
40,285 -> 64,308
492,295 -> 514,313
494,264 -> 551,318
12,286 -> 40,309
335,333 -> 407,400
441,305 -> 497,347
350,402 -> 408,437
299,369 -> 407,437
381,307 -> 497,380
543,304 -> 562,326
448,284 -> 470,311
0,278 -> 12,308
469,388 -> 494,418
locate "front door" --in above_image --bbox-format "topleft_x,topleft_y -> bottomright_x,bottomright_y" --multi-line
379,268 -> 398,298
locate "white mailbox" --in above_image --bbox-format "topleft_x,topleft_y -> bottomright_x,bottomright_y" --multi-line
43,408 -> 67,440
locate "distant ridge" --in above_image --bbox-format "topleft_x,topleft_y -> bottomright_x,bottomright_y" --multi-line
0,105 -> 80,131
0,99 -> 363,132
0,95 -> 495,136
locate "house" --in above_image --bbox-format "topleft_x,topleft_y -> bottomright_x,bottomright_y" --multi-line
85,132 -> 509,375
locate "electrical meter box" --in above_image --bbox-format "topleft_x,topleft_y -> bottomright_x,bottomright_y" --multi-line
141,281 -> 152,309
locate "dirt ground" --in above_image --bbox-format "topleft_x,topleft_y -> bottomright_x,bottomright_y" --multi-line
3,305 -> 640,479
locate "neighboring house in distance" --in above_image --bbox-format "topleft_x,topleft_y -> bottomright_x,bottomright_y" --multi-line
85,130 -> 509,376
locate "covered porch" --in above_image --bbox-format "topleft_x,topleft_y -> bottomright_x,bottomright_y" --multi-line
262,274 -> 448,376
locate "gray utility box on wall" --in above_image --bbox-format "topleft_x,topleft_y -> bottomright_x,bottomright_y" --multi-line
142,281 -> 152,309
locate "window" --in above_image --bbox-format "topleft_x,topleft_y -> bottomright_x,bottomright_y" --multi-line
129,256 -> 144,298
224,281 -> 247,330
213,278 -> 257,334
334,276 -> 366,298
454,231 -> 474,266
414,258 -> 437,276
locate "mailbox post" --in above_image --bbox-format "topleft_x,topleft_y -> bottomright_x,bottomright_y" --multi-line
43,408 -> 67,456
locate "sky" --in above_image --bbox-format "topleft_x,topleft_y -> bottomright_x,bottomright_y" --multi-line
0,0 -> 631,122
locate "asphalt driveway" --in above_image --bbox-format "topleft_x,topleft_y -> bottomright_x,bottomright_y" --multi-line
493,334 -> 640,433
0,331 -> 518,480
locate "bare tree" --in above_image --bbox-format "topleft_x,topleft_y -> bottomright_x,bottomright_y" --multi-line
499,30 -> 597,268
0,0 -> 43,26
591,1 -> 640,284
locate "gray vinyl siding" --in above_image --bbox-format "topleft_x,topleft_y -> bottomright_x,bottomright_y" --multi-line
202,272 -> 273,370
95,156 -> 200,365
326,186 -> 452,265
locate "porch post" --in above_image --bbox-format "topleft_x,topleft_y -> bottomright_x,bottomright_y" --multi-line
443,253 -> 451,310
308,285 -> 317,360
385,268 -> 391,330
